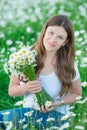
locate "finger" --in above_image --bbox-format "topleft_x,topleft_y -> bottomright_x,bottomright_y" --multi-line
29,85 -> 42,91
26,81 -> 42,88
44,106 -> 49,112
28,83 -> 41,89
31,88 -> 42,93
40,105 -> 47,113
28,80 -> 40,85
48,106 -> 54,111
51,101 -> 58,107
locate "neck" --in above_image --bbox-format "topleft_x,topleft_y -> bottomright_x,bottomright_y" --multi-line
44,52 -> 56,66
46,51 -> 56,59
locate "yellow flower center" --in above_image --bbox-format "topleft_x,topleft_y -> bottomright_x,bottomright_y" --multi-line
22,50 -> 26,53
29,57 -> 32,61
19,53 -> 23,56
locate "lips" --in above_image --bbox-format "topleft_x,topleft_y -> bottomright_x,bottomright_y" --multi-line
47,41 -> 56,47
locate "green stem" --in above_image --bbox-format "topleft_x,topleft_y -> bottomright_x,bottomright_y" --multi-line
19,64 -> 52,106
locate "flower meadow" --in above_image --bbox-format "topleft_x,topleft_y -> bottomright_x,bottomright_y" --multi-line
0,0 -> 87,129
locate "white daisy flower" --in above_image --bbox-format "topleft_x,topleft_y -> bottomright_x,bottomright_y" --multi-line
75,96 -> 82,101
19,118 -> 26,124
14,101 -> 23,106
23,124 -> 28,129
36,117 -> 43,123
46,117 -> 55,122
1,111 -> 10,116
59,122 -> 70,130
45,101 -> 52,107
60,114 -> 69,121
24,110 -> 34,117
4,121 -> 13,130
75,125 -> 85,130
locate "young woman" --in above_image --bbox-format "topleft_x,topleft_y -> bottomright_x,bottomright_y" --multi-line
0,15 -> 82,129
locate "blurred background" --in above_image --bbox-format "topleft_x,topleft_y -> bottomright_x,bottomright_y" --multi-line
0,0 -> 87,129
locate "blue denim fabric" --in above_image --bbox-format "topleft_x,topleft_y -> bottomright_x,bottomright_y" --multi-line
0,108 -> 69,130
0,112 -> 5,129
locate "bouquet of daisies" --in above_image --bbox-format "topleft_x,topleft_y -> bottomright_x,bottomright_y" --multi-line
5,45 -> 52,107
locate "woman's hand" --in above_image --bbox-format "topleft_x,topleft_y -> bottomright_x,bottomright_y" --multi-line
24,79 -> 42,94
40,100 -> 62,113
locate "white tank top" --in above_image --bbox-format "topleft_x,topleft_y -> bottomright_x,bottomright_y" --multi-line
20,63 -> 80,114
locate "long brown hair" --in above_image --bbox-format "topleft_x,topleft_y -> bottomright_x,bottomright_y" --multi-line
34,15 -> 75,96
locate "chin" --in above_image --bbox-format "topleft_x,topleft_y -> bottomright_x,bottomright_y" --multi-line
45,48 -> 56,53
44,43 -> 57,53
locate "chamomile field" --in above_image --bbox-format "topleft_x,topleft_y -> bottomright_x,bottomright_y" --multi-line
0,0 -> 87,129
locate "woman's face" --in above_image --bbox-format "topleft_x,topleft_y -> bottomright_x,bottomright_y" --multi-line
43,26 -> 68,53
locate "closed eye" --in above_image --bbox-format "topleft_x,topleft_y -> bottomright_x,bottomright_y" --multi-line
58,36 -> 64,40
49,31 -> 54,35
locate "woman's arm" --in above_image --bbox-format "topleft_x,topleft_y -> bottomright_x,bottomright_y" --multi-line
53,78 -> 82,106
8,74 -> 27,97
8,74 -> 42,97
62,78 -> 82,104
52,78 -> 82,107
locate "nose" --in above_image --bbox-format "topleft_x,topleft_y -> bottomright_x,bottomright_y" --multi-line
50,35 -> 57,43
